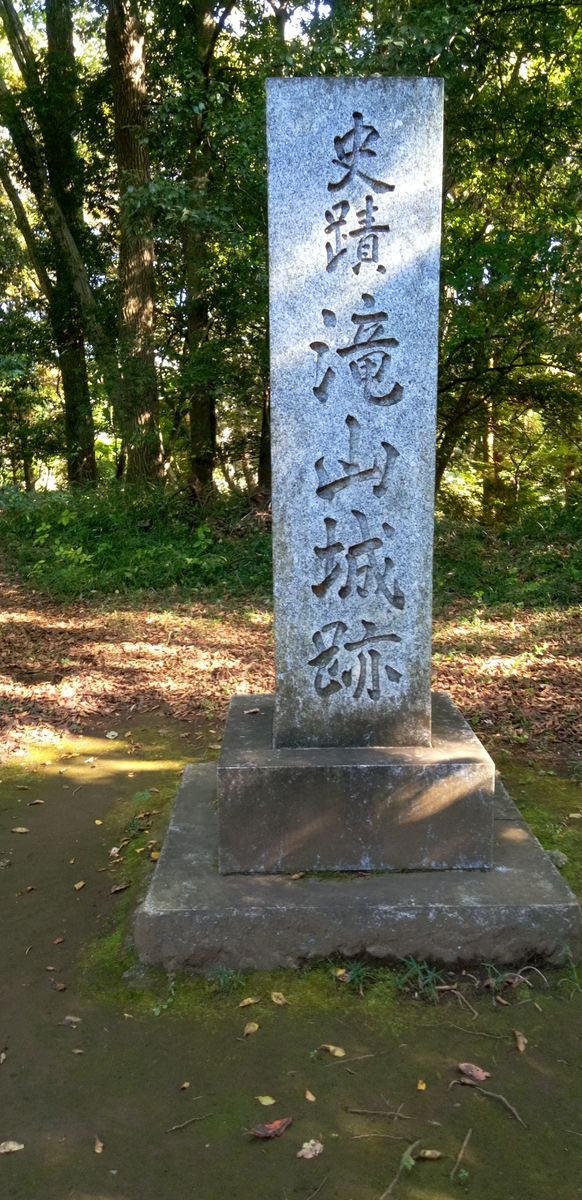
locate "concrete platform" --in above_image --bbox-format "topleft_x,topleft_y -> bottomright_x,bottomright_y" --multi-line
134,763 -> 582,971
218,693 -> 495,873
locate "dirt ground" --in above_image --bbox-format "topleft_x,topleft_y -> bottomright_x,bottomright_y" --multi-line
1,576 -> 582,1200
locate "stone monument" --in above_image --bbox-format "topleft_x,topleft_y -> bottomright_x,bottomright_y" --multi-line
135,78 -> 581,969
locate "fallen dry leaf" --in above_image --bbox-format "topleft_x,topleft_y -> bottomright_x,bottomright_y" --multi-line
27,799 -> 44,806
458,1062 -> 491,1083
94,1136 -> 104,1154
239,997 -> 261,1008
11,827 -> 30,834
305,1089 -> 316,1103
271,992 -> 288,1006
513,1030 -> 528,1053
50,980 -> 67,992
417,1149 -> 442,1160
249,1117 -> 292,1139
73,881 -> 85,891
53,937 -> 65,945
180,1081 -> 190,1091
290,872 -> 305,880
0,1050 -> 6,1065
61,1015 -> 81,1026
417,1079 -> 427,1091
256,1095 -> 276,1106
297,1139 -> 324,1159
110,883 -> 130,895
244,1022 -> 259,1037
319,1043 -> 345,1058
0,1141 -> 24,1154
105,731 -> 118,739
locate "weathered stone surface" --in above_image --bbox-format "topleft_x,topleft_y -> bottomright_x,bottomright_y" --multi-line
134,763 -> 582,971
267,77 -> 444,748
217,692 -> 494,873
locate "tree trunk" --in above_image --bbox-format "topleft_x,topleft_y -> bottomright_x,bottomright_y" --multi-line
183,4 -> 216,499
257,387 -> 271,492
106,0 -> 162,483
54,293 -> 98,485
22,457 -> 35,492
0,0 -> 98,484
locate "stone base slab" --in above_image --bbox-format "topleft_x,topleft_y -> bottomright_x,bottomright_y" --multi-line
134,763 -> 582,971
217,693 -> 494,873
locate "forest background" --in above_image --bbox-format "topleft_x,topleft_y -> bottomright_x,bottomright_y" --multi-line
0,0 -> 580,604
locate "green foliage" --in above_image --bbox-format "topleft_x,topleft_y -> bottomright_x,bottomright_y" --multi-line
396,956 -> 445,1003
2,0 -> 580,505
0,487 -> 272,598
208,967 -> 244,996
434,502 -> 582,610
152,976 -> 176,1017
1,487 -> 579,606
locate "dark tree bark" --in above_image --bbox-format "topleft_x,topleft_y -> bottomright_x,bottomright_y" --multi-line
182,3 -> 219,499
106,0 -> 163,483
257,387 -> 271,492
0,0 -> 98,485
45,0 -> 97,484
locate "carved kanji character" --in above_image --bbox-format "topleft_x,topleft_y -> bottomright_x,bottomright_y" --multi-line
337,292 -> 403,406
315,415 -> 399,500
328,112 -> 395,194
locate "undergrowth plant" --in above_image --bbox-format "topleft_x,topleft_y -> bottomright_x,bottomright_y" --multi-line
396,957 -> 445,1003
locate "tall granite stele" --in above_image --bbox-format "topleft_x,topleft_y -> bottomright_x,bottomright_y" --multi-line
135,78 -> 581,969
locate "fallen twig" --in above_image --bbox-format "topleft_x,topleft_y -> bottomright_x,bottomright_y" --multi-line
346,1108 -> 412,1121
566,1129 -> 582,1137
450,1127 -> 472,1182
443,1023 -> 505,1040
379,1140 -> 421,1198
519,965 -> 549,987
454,991 -> 479,1020
327,1050 -> 390,1066
304,1177 -> 329,1200
166,1114 -> 212,1133
352,1133 -> 411,1142
449,1079 -> 527,1128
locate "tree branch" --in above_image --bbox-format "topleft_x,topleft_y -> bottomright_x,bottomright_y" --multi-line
0,159 -> 53,299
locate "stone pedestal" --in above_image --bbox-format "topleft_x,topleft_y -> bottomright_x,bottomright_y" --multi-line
134,764 -> 582,971
218,693 -> 494,873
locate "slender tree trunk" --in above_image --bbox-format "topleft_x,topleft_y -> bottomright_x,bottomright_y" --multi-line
54,294 -> 98,484
106,0 -> 162,482
23,457 -> 35,491
0,0 -> 99,484
45,0 -> 97,484
183,4 -> 216,499
257,387 -> 271,492
184,140 -> 215,496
